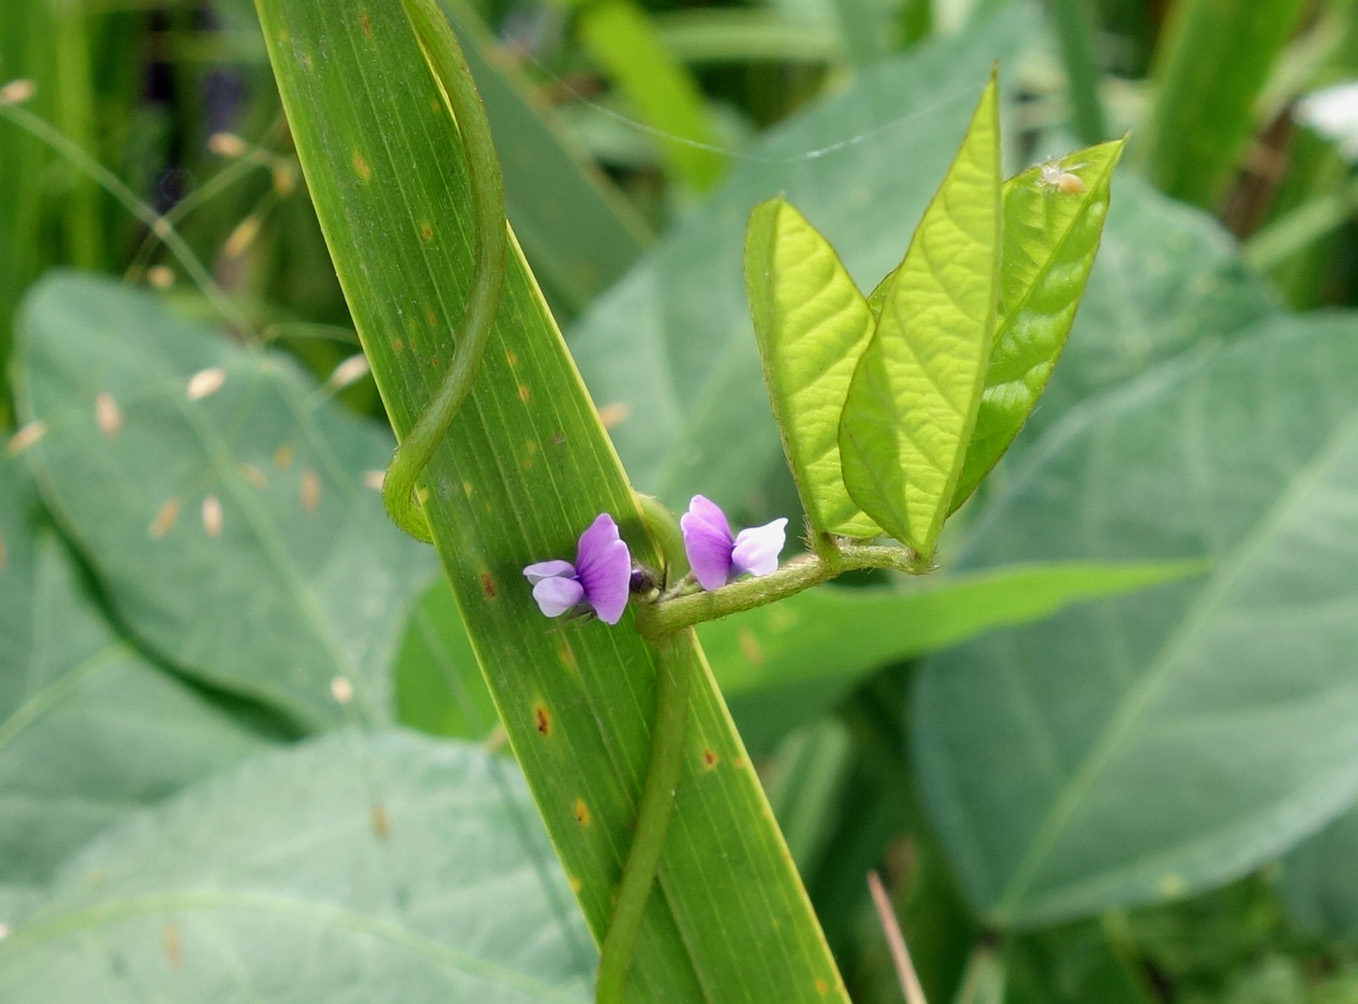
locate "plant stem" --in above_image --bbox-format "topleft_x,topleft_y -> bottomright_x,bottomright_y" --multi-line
636,540 -> 927,640
868,870 -> 928,1004
595,634 -> 695,1004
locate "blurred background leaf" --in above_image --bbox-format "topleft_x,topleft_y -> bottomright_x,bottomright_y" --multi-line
0,730 -> 595,1003
0,465 -> 274,901
916,311 -> 1358,925
13,274 -> 436,731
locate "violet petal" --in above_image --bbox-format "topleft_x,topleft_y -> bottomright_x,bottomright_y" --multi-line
523,559 -> 576,584
681,495 -> 735,590
731,517 -> 788,578
575,513 -> 632,625
687,494 -> 732,540
532,575 -> 585,617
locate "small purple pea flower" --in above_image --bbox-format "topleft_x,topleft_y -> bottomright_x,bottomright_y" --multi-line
680,495 -> 787,591
523,513 -> 632,624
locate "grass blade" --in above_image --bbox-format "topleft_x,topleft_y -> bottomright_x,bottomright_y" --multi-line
253,1 -> 850,999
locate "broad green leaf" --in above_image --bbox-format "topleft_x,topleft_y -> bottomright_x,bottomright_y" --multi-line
575,0 -> 726,191
703,559 -> 1207,755
1280,803 -> 1358,939
0,730 -> 595,1002
915,313 -> 1358,926
1139,0 -> 1309,208
255,2 -> 850,1000
13,274 -> 436,731
839,74 -> 1001,556
744,196 -> 878,537
0,464 -> 272,894
950,138 -> 1126,511
570,7 -> 1033,517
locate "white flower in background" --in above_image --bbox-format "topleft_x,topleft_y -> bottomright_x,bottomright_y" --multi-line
1296,81 -> 1358,161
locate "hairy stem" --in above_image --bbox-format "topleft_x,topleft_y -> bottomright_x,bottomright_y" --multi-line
596,634 -> 696,1004
637,540 -> 928,640
382,0 -> 506,542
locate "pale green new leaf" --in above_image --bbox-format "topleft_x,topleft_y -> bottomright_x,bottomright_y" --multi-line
950,138 -> 1126,511
839,74 -> 1001,556
0,731 -> 595,1002
744,197 -> 879,538
255,2 -> 849,1000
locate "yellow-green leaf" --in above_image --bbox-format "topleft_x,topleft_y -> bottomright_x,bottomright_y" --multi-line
950,138 -> 1126,511
744,197 -> 880,538
838,74 -> 1002,557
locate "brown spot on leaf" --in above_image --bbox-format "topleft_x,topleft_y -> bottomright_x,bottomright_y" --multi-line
5,421 -> 46,457
371,803 -> 391,839
734,756 -> 748,770
701,749 -> 719,769
359,11 -> 373,35
239,463 -> 268,489
149,497 -> 181,539
201,495 -> 223,538
517,384 -> 531,403
163,921 -> 182,970
352,151 -> 372,182
419,222 -> 434,241
737,628 -> 764,667
815,978 -> 830,995
573,799 -> 591,826
556,636 -> 577,671
94,392 -> 122,438
534,703 -> 551,736
597,402 -> 630,429
505,350 -> 518,367
480,572 -> 497,598
273,445 -> 294,470
300,468 -> 322,513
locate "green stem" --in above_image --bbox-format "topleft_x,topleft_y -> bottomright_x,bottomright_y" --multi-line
637,540 -> 927,640
596,634 -> 695,1003
382,0 -> 507,543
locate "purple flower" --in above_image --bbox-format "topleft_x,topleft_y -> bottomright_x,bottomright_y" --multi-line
680,495 -> 787,591
523,513 -> 632,624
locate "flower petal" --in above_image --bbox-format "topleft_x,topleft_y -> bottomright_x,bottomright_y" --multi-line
731,517 -> 787,578
686,494 -> 732,540
532,575 -> 585,617
681,496 -> 735,591
575,513 -> 632,625
523,559 -> 576,584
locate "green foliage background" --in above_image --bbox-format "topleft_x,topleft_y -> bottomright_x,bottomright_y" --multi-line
3,0 -> 1358,1001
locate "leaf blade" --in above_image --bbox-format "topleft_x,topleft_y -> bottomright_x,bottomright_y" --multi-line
950,137 -> 1126,511
744,197 -> 879,537
253,1 -> 850,999
839,73 -> 1001,555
